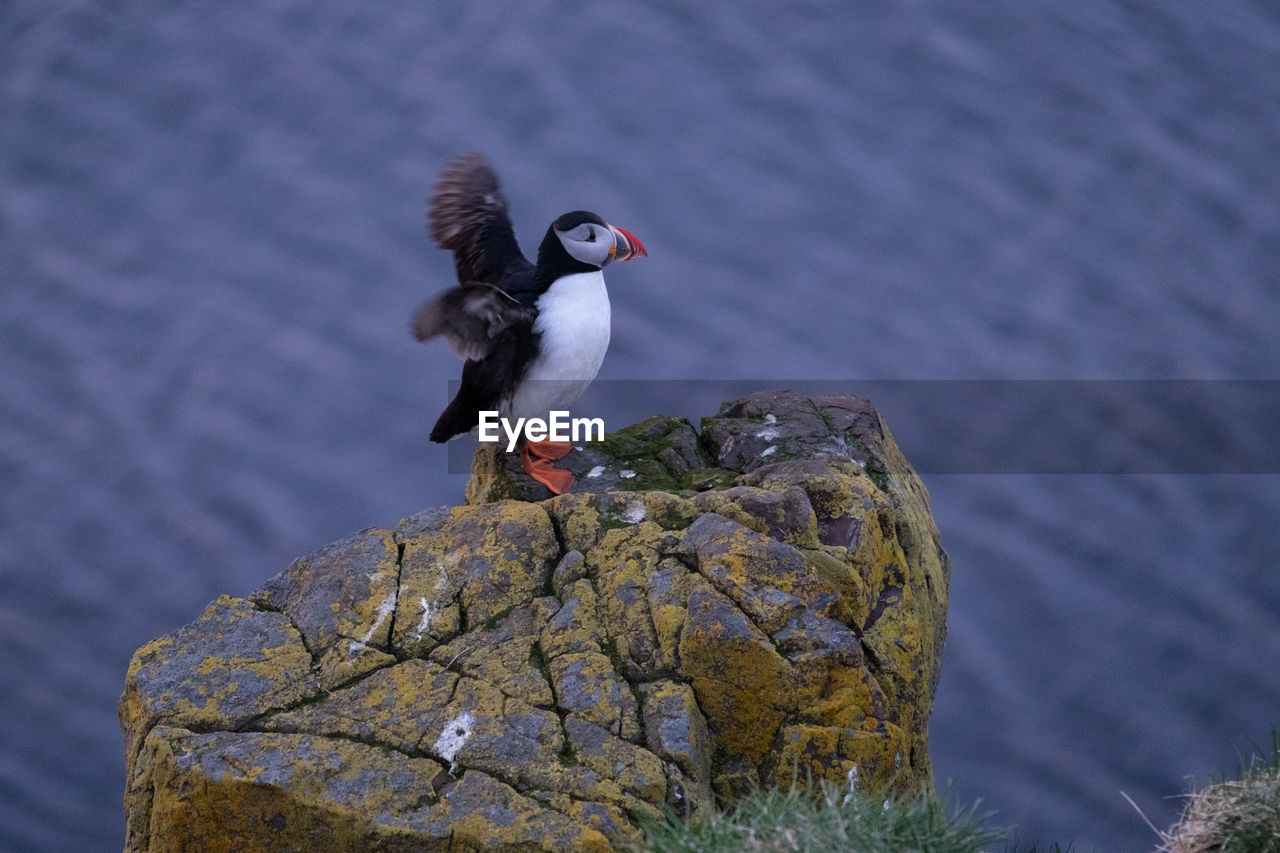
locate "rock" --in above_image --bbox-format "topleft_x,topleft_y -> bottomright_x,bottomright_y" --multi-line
120,390 -> 949,852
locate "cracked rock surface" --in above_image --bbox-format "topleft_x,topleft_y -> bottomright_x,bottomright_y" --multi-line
120,391 -> 950,852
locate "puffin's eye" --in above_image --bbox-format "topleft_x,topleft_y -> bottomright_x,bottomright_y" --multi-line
584,228 -> 596,242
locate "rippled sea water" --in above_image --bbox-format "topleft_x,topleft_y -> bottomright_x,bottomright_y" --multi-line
4,3 -> 1279,850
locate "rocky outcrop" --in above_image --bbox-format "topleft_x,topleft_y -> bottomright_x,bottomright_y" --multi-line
120,390 -> 950,852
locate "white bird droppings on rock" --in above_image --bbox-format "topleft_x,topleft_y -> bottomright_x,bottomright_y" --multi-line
348,592 -> 396,654
754,427 -> 780,441
621,503 -> 646,523
414,597 -> 432,639
759,445 -> 777,457
586,466 -> 606,479
619,470 -> 636,478
842,765 -> 859,805
433,711 -> 475,771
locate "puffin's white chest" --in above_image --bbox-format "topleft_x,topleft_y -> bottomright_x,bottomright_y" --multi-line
507,270 -> 611,418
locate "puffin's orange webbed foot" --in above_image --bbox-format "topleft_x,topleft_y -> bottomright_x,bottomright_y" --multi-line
526,439 -> 572,461
520,443 -> 575,495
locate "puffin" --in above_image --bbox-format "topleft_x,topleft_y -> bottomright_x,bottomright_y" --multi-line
412,152 -> 647,495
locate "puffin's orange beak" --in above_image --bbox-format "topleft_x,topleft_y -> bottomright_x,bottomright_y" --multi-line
609,226 -> 647,262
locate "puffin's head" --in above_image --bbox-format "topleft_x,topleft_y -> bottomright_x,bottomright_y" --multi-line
550,211 -> 647,270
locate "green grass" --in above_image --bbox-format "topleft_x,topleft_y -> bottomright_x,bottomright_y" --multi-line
625,733 -> 1280,852
629,780 -> 1004,853
1156,730 -> 1280,853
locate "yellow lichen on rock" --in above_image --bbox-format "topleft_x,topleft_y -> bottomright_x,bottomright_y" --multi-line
679,580 -> 798,764
397,500 -> 559,635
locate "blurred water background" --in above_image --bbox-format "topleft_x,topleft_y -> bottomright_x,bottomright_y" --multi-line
3,2 -> 1280,850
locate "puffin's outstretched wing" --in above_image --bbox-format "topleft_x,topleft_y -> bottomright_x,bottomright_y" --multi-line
428,153 -> 534,287
411,282 -> 538,362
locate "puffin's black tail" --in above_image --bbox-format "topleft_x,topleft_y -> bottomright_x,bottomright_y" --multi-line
429,394 -> 479,443
429,337 -> 531,443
